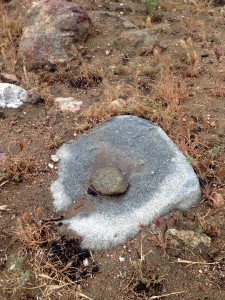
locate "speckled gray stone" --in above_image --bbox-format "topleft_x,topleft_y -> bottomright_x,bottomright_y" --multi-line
91,167 -> 129,196
0,83 -> 28,108
0,83 -> 40,108
50,115 -> 201,250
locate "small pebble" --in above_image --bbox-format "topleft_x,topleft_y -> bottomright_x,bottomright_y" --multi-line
105,49 -> 111,56
51,154 -> 60,163
119,256 -> 125,262
83,258 -> 89,267
210,121 -> 216,127
111,98 -> 126,108
92,265 -> 99,273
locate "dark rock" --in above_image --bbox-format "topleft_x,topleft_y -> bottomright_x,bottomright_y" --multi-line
212,0 -> 225,6
27,92 -> 43,104
91,167 -> 129,196
87,186 -> 100,197
0,111 -> 6,119
26,92 -> 44,104
19,0 -> 92,69
201,52 -> 209,58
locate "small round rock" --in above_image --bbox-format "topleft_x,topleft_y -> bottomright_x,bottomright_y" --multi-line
111,98 -> 126,109
91,167 -> 129,196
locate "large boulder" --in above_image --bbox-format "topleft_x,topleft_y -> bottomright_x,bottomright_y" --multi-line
19,0 -> 92,69
51,116 -> 201,250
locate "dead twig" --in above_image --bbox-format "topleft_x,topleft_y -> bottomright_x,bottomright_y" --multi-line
175,258 -> 220,265
149,290 -> 186,299
122,273 -> 135,292
0,180 -> 9,187
42,216 -> 64,223
78,292 -> 93,300
0,205 -> 10,211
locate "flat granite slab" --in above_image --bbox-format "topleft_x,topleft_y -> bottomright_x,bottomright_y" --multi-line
51,115 -> 201,250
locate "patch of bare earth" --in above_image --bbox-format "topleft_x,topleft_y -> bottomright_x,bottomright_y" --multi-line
0,0 -> 225,299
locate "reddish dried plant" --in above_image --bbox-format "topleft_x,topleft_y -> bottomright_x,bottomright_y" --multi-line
213,46 -> 222,62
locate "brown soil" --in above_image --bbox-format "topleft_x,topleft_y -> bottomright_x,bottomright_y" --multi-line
0,1 -> 225,300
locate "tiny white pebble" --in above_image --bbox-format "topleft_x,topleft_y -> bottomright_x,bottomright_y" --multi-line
83,258 -> 89,267
48,163 -> 54,169
119,256 -> 125,262
51,154 -> 59,163
105,49 -> 111,56
9,264 -> 16,271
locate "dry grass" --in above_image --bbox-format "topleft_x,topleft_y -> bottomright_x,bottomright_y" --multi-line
75,56 -> 188,133
1,208 -> 97,299
0,153 -> 37,183
15,208 -> 54,248
139,224 -> 169,257
125,235 -> 167,298
0,2 -> 24,73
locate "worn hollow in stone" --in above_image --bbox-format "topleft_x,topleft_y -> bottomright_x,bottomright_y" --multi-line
19,0 -> 92,69
50,115 -> 201,250
91,167 -> 129,196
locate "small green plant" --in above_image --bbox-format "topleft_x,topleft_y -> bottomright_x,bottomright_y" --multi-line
10,257 -> 24,271
142,0 -> 158,16
19,271 -> 30,286
8,256 -> 31,291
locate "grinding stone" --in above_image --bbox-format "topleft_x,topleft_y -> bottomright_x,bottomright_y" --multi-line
91,167 -> 129,196
50,115 -> 201,250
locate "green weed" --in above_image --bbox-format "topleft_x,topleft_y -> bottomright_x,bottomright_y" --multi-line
142,0 -> 158,16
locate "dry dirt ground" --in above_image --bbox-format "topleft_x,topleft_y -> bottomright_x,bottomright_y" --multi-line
0,0 -> 225,299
